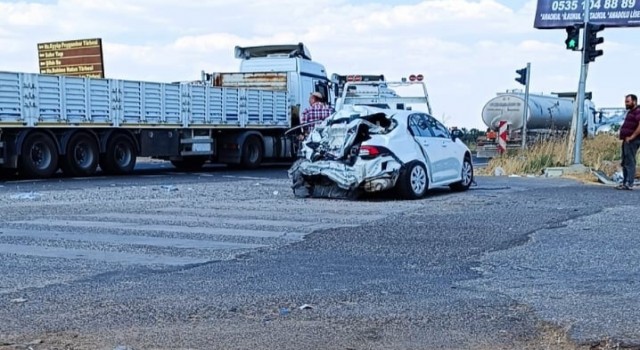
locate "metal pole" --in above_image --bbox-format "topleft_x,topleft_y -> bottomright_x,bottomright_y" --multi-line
573,2 -> 590,165
521,62 -> 531,150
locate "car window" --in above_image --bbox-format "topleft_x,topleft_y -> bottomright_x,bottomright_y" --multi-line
425,115 -> 450,138
408,114 -> 433,137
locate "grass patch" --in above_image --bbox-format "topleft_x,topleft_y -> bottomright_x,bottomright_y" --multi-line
480,134 -> 623,176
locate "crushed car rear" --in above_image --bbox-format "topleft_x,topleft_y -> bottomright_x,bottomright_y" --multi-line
288,106 -> 404,199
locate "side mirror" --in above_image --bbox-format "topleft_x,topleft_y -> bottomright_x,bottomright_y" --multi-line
451,129 -> 464,141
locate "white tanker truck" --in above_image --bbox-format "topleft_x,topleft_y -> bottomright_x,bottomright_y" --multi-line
475,91 -> 618,158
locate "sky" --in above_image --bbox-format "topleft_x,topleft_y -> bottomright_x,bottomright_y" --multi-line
1,0 -> 639,129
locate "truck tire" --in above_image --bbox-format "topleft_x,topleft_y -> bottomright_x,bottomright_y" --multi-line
61,132 -> 99,177
449,157 -> 473,192
19,132 -> 59,179
240,135 -> 263,169
171,156 -> 207,171
100,134 -> 136,175
396,161 -> 428,200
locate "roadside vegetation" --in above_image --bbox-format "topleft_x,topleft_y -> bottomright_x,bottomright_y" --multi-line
479,133 -> 623,177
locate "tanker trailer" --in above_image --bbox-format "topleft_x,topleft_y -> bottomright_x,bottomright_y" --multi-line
476,92 -> 596,158
481,93 -> 575,130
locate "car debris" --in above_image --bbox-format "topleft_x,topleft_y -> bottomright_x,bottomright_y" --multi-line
593,169 -> 639,186
9,192 -> 42,200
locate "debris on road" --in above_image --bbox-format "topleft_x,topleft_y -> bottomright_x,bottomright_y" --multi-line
612,171 -> 624,183
9,192 -> 42,200
299,304 -> 314,310
494,167 -> 506,176
10,298 -> 27,304
278,307 -> 290,316
160,185 -> 179,192
113,346 -> 134,350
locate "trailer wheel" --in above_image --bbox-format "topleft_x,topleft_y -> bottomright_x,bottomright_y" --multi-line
61,132 -> 99,177
171,156 -> 207,171
20,132 -> 59,179
240,136 -> 263,169
100,134 -> 136,175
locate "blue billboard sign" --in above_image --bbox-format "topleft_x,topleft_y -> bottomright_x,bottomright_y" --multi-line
534,0 -> 640,28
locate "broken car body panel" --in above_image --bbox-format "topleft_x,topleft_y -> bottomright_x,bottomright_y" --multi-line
289,106 -> 407,198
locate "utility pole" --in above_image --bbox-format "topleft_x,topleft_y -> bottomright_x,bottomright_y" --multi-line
573,1 -> 590,165
573,3 -> 604,164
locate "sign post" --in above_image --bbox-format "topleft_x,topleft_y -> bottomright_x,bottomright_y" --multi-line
37,38 -> 105,78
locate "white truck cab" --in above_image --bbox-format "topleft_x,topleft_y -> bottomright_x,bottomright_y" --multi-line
204,43 -> 332,126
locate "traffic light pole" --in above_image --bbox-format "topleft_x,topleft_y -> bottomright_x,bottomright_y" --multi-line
521,62 -> 531,150
573,3 -> 591,165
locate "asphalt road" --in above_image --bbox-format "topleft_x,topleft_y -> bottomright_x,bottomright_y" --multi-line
0,166 -> 638,350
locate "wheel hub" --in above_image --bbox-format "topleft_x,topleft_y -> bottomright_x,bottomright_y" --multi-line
410,166 -> 426,194
30,143 -> 51,169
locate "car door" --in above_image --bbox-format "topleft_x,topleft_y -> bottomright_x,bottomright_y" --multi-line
424,115 -> 461,182
408,113 -> 445,183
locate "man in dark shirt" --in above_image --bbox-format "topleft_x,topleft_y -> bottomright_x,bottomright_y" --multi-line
617,94 -> 640,190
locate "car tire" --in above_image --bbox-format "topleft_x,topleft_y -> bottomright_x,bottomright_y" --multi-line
450,157 -> 473,192
397,161 -> 428,200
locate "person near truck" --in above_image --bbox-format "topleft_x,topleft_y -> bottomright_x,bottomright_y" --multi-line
298,92 -> 334,140
617,94 -> 640,190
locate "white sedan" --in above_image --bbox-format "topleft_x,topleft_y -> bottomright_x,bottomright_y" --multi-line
288,105 -> 474,199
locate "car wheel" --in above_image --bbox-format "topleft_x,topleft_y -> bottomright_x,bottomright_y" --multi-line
397,161 -> 428,199
450,157 -> 473,192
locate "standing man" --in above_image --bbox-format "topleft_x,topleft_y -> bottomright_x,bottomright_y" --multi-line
617,94 -> 640,190
299,92 -> 334,139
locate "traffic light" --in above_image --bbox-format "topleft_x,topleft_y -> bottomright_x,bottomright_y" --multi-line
565,24 -> 580,50
515,67 -> 527,86
584,23 -> 604,64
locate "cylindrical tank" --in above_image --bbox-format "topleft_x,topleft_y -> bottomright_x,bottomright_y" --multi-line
481,93 -> 577,130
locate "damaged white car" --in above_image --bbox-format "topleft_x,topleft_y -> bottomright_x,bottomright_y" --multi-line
288,105 -> 474,199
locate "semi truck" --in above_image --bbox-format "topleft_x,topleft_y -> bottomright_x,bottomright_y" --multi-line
0,43 -> 334,178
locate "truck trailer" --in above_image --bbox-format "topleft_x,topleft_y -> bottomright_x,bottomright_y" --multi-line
475,91 -> 598,158
0,43 -> 332,178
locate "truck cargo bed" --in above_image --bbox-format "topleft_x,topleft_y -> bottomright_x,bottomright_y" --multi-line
0,71 -> 289,129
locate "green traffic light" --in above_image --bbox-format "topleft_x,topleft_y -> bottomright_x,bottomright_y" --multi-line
565,24 -> 580,51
